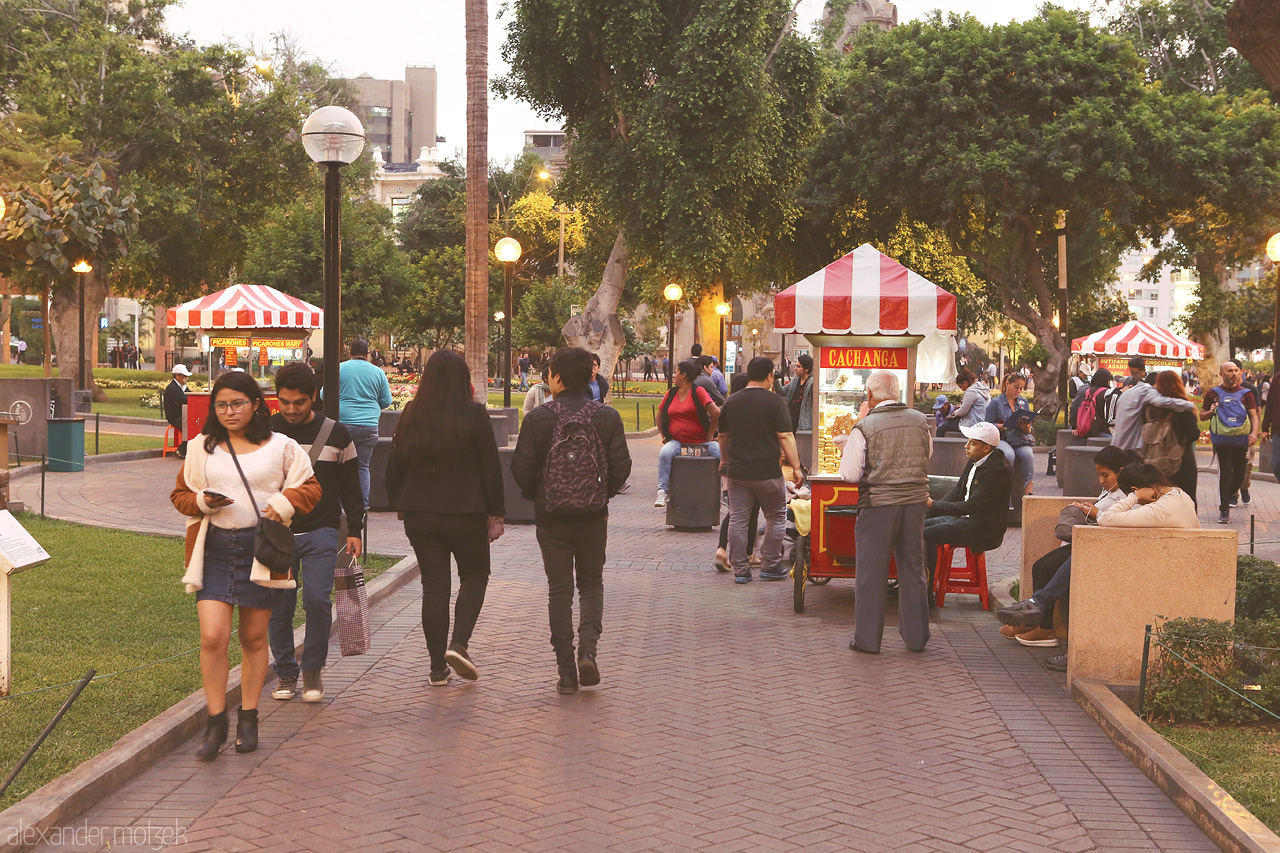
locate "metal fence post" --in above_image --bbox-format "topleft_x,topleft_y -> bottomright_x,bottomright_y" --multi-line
94,412 -> 100,456
1137,624 -> 1152,718
40,454 -> 45,518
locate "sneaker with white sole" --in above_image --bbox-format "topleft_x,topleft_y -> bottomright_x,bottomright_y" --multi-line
272,676 -> 298,701
1015,628 -> 1059,647
445,644 -> 478,681
655,489 -> 668,507
429,667 -> 451,687
301,671 -> 323,703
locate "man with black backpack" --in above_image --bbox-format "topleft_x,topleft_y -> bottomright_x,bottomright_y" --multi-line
1201,359 -> 1259,524
512,347 -> 632,694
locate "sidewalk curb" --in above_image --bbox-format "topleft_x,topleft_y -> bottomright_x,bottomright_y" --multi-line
1072,679 -> 1280,853
625,426 -> 660,439
95,414 -> 165,427
0,554 -> 420,853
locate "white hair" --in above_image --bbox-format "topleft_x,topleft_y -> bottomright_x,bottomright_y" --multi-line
865,370 -> 900,402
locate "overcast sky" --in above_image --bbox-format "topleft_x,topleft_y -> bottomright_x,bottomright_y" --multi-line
165,0 -> 1091,164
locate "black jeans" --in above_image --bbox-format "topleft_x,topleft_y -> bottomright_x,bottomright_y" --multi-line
536,516 -> 608,663
718,501 -> 759,554
923,516 -> 975,592
1031,546 -> 1071,630
1216,444 -> 1249,512
404,512 -> 491,672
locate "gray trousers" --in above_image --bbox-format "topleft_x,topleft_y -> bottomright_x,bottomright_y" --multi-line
727,477 -> 788,578
853,503 -> 930,653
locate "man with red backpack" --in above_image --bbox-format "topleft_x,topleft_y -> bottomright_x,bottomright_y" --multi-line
512,347 -> 632,694
1069,368 -> 1113,438
1201,359 -> 1259,524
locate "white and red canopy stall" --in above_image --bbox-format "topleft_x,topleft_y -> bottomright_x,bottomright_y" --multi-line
1072,320 -> 1203,375
774,243 -> 958,474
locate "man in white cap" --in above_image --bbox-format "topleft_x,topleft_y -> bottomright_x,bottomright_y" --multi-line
164,364 -> 191,458
923,421 -> 1013,596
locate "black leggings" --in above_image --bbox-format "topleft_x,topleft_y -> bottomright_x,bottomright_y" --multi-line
719,501 -> 759,554
404,511 -> 491,671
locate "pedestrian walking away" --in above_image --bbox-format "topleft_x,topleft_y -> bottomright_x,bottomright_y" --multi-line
1201,359 -> 1258,523
267,363 -> 366,704
169,371 -> 321,761
335,338 -> 393,505
512,347 -> 632,695
717,356 -> 804,584
836,370 -> 932,654
386,350 -> 505,687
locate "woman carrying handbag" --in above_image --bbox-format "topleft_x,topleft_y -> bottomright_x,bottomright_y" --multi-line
171,372 -> 321,761
386,350 -> 505,687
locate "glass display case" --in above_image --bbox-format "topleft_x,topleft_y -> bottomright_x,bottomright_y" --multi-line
813,346 -> 909,475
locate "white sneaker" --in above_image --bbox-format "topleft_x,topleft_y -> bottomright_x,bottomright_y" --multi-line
655,489 -> 667,507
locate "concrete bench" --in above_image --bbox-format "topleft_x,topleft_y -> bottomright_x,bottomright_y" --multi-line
666,453 -> 721,529
1062,445 -> 1104,499
493,406 -> 519,440
928,437 -> 968,477
1085,435 -> 1112,447
1068,526 -> 1237,686
490,413 -> 511,449
378,409 -> 401,438
929,475 -> 959,502
498,446 -> 535,523
1055,429 -> 1087,488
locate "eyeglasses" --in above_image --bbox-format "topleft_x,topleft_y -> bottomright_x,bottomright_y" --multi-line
214,399 -> 253,413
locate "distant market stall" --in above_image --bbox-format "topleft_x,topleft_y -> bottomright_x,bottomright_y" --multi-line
1072,320 -> 1204,374
166,284 -> 323,436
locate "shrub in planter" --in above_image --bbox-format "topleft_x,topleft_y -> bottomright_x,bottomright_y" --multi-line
1237,556 -> 1280,621
1145,616 -> 1280,724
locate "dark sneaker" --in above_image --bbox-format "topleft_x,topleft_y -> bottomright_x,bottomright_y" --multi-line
301,671 -> 323,703
1219,510 -> 1231,524
759,570 -> 790,581
1230,495 -> 1239,507
578,652 -> 600,687
996,598 -> 1045,628
272,676 -> 298,701
1242,488 -> 1251,505
429,667 -> 451,687
557,663 -> 578,694
734,575 -> 752,584
445,644 -> 478,681
1043,653 -> 1068,673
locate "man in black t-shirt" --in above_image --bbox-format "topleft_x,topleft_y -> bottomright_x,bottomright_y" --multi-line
718,357 -> 804,583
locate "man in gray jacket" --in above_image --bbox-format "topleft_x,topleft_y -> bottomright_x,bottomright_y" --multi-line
838,370 -> 932,654
1110,370 -> 1197,452
781,354 -> 813,432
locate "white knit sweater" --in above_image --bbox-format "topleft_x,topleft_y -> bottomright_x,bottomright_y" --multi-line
1097,489 -> 1199,529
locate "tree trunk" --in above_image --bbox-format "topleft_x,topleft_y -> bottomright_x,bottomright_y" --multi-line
50,272 -> 110,400
1227,0 -> 1280,94
463,0 -> 490,403
563,230 -> 629,394
1192,253 -> 1232,388
42,283 -> 51,379
0,278 -> 10,365
694,285 -> 726,368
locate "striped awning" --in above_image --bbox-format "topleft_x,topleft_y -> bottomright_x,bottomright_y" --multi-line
774,244 -> 958,336
166,285 -> 323,330
1072,321 -> 1204,360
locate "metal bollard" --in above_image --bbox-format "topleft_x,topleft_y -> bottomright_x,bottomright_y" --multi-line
1137,624 -> 1152,718
95,412 -> 100,456
1251,515 -> 1255,556
40,454 -> 45,518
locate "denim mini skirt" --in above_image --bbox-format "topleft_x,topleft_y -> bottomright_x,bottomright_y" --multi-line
196,525 -> 283,611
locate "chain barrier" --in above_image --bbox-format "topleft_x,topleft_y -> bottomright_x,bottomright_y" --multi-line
0,647 -> 200,703
1138,623 -> 1280,722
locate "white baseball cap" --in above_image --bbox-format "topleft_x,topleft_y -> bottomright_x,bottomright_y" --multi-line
172,364 -> 191,376
959,422 -> 1001,447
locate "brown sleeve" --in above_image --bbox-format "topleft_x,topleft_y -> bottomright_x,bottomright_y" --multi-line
171,466 -> 203,518
283,476 -> 323,516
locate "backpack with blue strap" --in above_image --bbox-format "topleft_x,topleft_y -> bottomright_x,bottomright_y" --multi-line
1208,385 -> 1251,447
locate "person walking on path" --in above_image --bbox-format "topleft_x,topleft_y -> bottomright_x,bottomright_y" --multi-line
1201,359 -> 1258,524
655,361 -> 721,507
694,355 -> 726,406
267,363 -> 365,704
386,350 -> 505,687
717,356 -> 804,584
337,338 -> 392,505
170,372 -> 321,761
512,347 -> 631,694
523,365 -> 552,416
836,370 -> 931,654
781,354 -> 813,432
164,364 -> 191,458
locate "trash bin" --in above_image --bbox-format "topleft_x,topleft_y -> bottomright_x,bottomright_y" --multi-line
46,417 -> 85,472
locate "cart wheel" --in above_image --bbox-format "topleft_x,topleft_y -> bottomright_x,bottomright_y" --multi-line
793,537 -> 810,613
810,576 -> 832,586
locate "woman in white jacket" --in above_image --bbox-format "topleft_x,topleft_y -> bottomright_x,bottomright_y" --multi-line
997,463 -> 1198,671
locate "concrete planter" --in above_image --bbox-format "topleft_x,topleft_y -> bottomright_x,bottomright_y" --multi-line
498,446 -> 534,523
1054,429 -> 1087,489
928,437 -> 968,477
1062,445 -> 1104,498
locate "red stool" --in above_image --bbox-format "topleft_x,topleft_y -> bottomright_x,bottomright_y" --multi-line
163,425 -> 183,457
934,545 -> 989,609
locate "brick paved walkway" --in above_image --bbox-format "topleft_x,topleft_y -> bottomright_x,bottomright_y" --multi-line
18,438 -> 1231,851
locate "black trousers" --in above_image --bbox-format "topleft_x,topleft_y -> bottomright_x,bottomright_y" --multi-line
923,516 -> 975,591
537,516 -> 608,663
1031,545 -> 1071,630
718,501 -> 759,554
404,512 -> 491,671
1216,445 -> 1249,512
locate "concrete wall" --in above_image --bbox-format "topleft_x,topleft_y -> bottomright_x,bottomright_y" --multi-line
1069,527 -> 1237,686
928,437 -> 968,477
1062,446 -> 1104,499
1020,496 -> 1079,599
0,377 -> 74,461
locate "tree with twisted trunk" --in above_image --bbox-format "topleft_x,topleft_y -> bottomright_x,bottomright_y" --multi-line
1227,0 -> 1280,93
464,0 -> 491,402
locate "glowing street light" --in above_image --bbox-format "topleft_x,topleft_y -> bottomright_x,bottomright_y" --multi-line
664,284 -> 683,390
495,237 -> 522,407
73,260 -> 93,391
715,302 -> 731,372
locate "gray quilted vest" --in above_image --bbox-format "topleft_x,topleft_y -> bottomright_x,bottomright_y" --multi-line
853,402 -> 930,506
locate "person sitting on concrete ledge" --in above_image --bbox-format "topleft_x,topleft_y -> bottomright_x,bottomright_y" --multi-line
997,462 -> 1198,672
924,422 -> 1013,596
936,368 -> 989,437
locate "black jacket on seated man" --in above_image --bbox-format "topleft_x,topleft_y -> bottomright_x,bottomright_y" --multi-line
928,452 -> 1013,552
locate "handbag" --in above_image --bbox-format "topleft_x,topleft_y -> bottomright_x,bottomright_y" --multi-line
226,442 -> 297,579
1054,504 -> 1090,542
334,555 -> 371,656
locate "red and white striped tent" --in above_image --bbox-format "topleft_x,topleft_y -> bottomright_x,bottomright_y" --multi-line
166,284 -> 323,330
1072,321 -> 1203,360
774,244 -> 957,336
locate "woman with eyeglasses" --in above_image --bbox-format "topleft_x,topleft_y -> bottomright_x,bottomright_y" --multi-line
171,372 -> 321,762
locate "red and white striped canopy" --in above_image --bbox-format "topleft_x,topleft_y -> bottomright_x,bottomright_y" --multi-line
1072,321 -> 1203,360
166,285 -> 324,330
774,244 -> 958,336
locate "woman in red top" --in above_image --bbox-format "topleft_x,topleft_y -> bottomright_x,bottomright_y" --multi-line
655,361 -> 721,506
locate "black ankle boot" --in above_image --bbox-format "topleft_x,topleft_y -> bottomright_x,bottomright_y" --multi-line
557,660 -> 578,695
195,710 -> 227,761
235,708 -> 258,754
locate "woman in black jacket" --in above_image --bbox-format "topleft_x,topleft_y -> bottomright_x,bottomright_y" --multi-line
386,350 -> 505,687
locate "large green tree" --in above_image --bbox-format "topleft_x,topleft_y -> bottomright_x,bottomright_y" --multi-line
497,0 -> 825,375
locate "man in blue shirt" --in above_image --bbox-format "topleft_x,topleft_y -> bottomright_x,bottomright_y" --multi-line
338,338 -> 392,503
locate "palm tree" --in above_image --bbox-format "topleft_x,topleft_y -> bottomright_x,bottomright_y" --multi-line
464,0 -> 490,401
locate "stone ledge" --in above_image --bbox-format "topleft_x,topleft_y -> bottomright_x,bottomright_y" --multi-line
0,554 -> 420,853
1072,678 -> 1280,853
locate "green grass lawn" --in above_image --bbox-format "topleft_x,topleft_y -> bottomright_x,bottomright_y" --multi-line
485,391 -> 661,433
0,514 -> 403,811
94,388 -> 164,419
1155,723 -> 1280,833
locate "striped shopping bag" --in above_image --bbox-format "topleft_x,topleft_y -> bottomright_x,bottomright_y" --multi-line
334,557 -> 371,656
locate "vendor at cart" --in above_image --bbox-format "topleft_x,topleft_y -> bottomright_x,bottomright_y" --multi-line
834,370 -> 932,655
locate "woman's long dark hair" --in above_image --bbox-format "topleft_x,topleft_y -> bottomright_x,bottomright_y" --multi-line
1117,462 -> 1172,492
202,371 -> 272,453
394,350 -> 477,462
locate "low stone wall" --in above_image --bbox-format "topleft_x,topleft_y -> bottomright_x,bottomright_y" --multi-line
1019,496 -> 1080,599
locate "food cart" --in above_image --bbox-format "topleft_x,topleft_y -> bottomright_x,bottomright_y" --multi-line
774,244 -> 958,611
1071,320 -> 1203,375
166,284 -> 322,438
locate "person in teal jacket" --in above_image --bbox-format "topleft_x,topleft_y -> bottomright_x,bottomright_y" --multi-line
339,338 -> 393,503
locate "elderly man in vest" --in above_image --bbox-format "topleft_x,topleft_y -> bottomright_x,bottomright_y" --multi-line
836,370 -> 932,654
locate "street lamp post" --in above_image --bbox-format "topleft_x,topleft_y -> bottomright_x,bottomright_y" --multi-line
663,283 -> 683,390
72,260 -> 92,392
716,302 -> 730,373
494,237 -> 523,408
301,106 -> 365,419
1268,233 -> 1280,366
996,330 -> 1005,390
